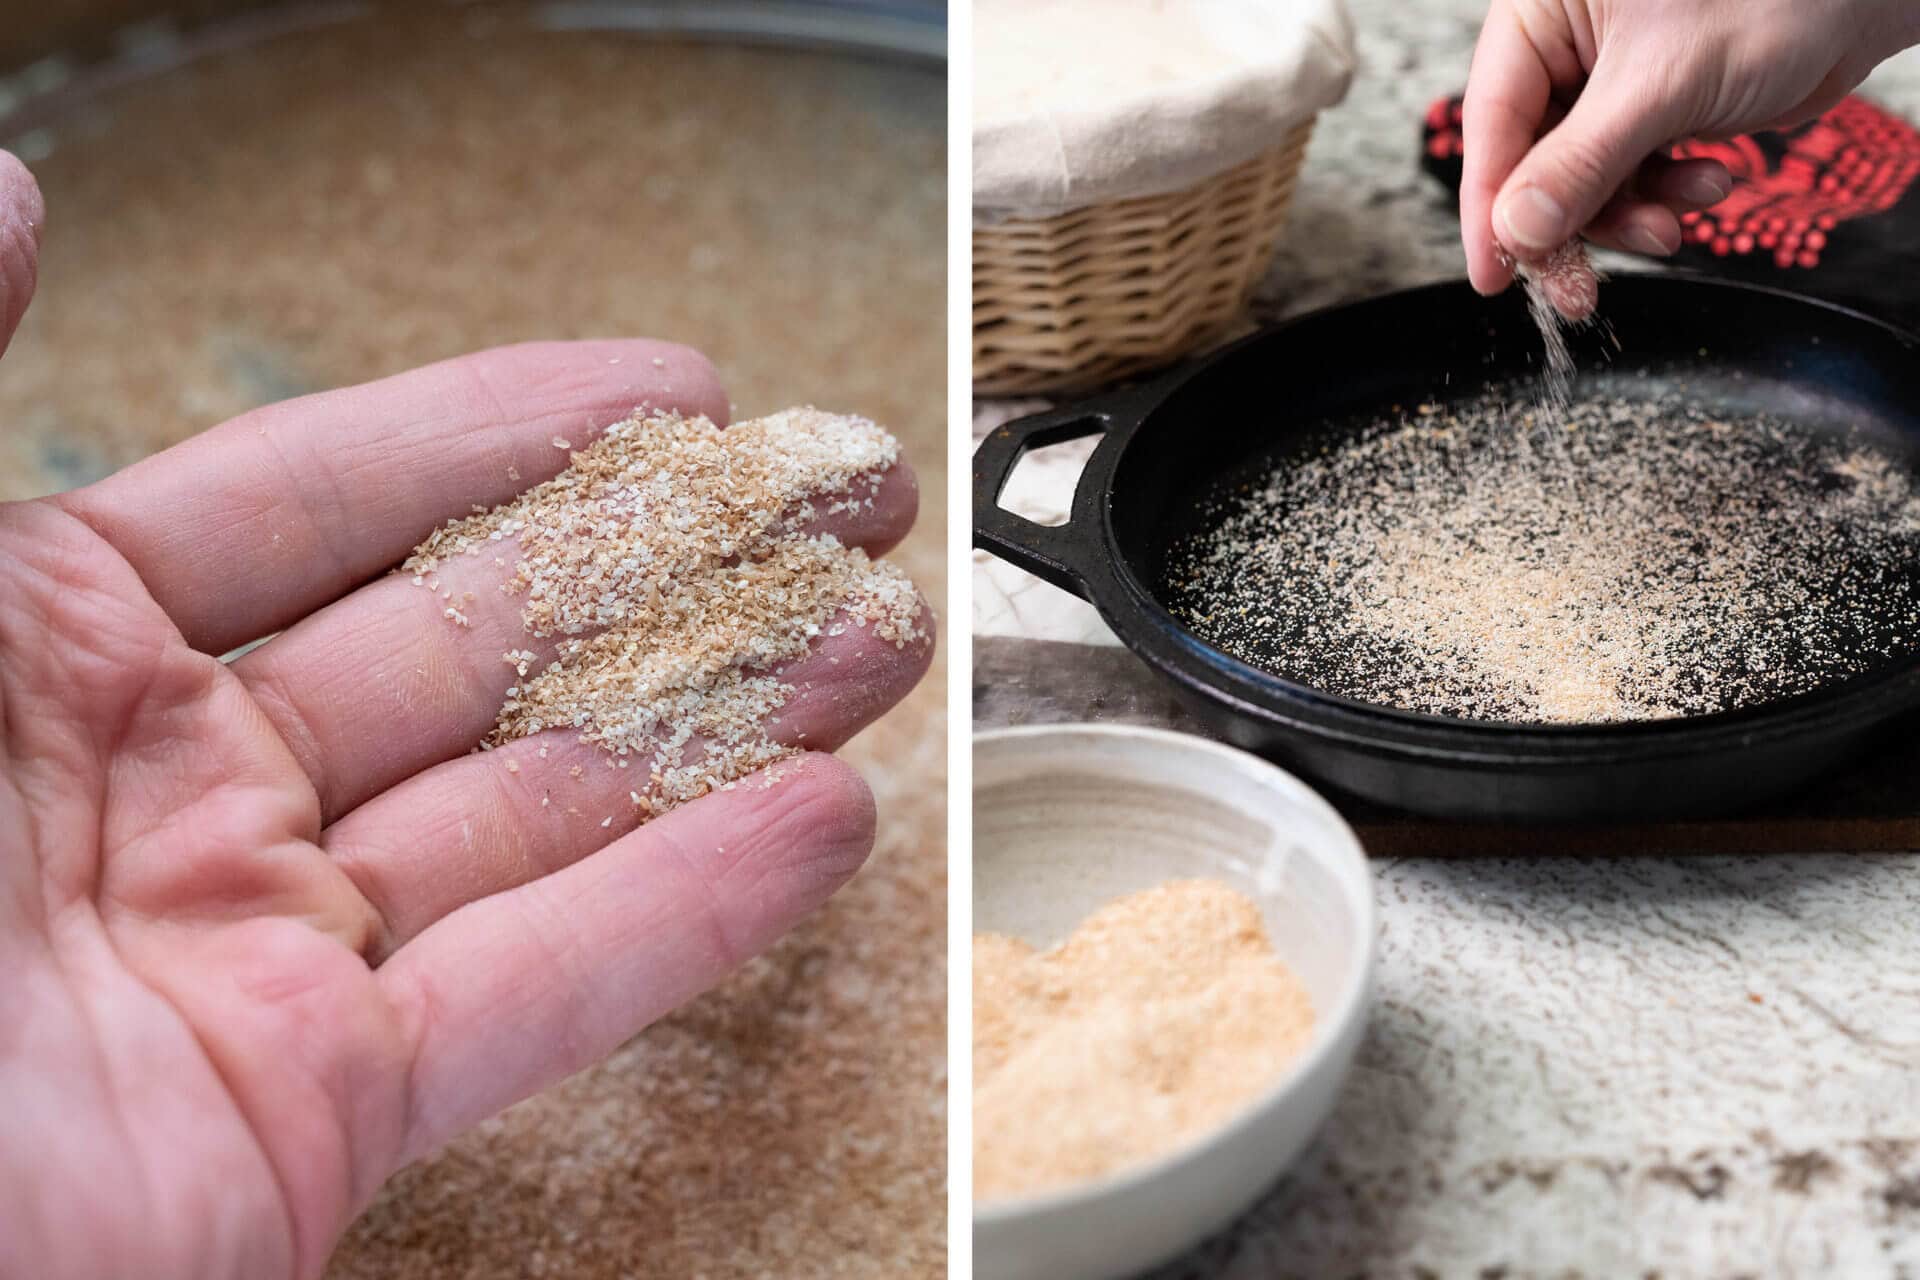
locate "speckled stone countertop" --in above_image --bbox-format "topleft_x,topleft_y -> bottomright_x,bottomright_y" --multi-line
975,4 -> 1920,1274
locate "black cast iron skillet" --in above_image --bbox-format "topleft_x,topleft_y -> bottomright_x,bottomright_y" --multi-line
973,274 -> 1920,822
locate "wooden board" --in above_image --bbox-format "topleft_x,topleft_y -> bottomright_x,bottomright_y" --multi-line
975,636 -> 1920,854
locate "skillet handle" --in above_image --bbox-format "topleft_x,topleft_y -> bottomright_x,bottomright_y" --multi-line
971,406 -> 1114,599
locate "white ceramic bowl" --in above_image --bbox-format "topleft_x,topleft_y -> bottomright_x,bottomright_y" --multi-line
972,725 -> 1376,1280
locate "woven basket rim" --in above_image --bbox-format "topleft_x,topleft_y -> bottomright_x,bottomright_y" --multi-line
973,120 -> 1314,396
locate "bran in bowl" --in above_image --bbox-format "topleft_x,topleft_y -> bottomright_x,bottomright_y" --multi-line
974,879 -> 1316,1201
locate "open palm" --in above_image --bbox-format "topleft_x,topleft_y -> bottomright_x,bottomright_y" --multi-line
0,155 -> 930,1279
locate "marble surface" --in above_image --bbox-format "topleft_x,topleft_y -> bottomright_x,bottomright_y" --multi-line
974,4 -> 1920,1273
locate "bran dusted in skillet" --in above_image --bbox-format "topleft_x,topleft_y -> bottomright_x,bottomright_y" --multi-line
974,880 -> 1316,1200
405,406 -> 923,815
1165,387 -> 1920,725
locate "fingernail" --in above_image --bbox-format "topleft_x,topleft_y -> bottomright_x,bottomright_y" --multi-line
1624,223 -> 1677,257
1681,173 -> 1730,205
1497,186 -> 1568,251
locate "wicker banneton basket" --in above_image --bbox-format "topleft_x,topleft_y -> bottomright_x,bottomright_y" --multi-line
973,118 -> 1316,396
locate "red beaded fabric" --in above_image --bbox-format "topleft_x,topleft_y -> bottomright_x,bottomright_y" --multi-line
1670,97 -> 1920,268
1420,94 -> 1920,327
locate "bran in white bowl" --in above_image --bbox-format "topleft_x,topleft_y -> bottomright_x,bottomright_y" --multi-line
975,878 -> 1317,1200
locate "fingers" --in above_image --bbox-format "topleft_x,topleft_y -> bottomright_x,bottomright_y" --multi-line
232,461 -> 918,822
1586,197 -> 1684,257
1461,3 -> 1556,294
1464,1 -> 1725,280
323,596 -> 933,958
378,751 -> 876,1164
1490,62 -> 1683,264
0,150 -> 44,358
57,340 -> 729,655
1637,155 -> 1733,210
1582,155 -> 1732,256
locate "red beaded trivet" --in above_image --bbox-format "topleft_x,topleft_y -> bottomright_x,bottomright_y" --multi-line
1421,94 -> 1920,272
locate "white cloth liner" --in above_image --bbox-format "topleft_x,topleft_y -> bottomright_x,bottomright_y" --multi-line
973,0 -> 1356,222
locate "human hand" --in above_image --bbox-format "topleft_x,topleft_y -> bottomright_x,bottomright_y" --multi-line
1461,0 -> 1920,294
0,151 -> 931,1280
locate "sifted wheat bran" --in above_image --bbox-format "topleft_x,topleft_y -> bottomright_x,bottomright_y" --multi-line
974,880 -> 1316,1200
405,406 -> 925,815
1514,241 -> 1602,412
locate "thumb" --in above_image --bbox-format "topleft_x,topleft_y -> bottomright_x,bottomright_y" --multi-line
1492,68 -> 1680,260
0,150 -> 44,359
